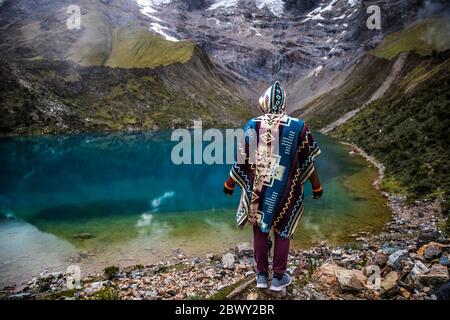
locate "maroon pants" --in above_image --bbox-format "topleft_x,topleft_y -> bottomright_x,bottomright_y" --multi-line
253,225 -> 290,275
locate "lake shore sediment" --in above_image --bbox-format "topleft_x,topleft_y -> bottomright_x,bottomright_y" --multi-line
1,145 -> 449,300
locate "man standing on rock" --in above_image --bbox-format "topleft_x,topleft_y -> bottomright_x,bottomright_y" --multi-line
223,81 -> 323,292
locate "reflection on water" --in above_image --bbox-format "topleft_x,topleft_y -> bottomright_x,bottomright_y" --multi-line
0,131 -> 391,286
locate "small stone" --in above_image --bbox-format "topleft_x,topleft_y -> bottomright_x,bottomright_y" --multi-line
417,231 -> 443,247
235,242 -> 253,258
244,270 -> 255,277
222,253 -> 235,270
387,250 -> 409,270
423,243 -> 443,260
399,287 -> 411,299
247,292 -> 258,300
439,255 -> 450,266
373,252 -> 388,268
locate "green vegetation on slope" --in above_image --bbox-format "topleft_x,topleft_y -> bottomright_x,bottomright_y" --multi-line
0,56 -> 253,136
300,55 -> 393,129
371,18 -> 450,60
68,16 -> 194,69
106,28 -> 194,68
333,53 -> 450,201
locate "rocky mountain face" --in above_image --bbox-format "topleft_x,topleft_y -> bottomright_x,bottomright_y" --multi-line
132,0 -> 449,106
0,0 -> 449,135
0,0 -> 255,135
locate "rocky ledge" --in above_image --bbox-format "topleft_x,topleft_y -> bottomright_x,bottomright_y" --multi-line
1,193 -> 449,300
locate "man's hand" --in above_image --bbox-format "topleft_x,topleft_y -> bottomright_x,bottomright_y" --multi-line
312,185 -> 323,199
223,184 -> 234,196
223,177 -> 236,196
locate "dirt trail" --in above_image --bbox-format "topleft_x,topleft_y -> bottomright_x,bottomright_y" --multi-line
321,52 -> 407,133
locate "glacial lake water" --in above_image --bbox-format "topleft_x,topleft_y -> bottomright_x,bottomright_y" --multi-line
0,131 -> 391,286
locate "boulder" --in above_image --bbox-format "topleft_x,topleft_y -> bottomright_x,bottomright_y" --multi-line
373,252 -> 388,268
387,249 -> 409,270
405,260 -> 430,288
381,271 -> 399,292
423,242 -> 443,260
222,253 -> 236,269
235,242 -> 253,258
314,263 -> 340,286
334,268 -> 367,292
418,264 -> 449,289
417,230 -> 443,247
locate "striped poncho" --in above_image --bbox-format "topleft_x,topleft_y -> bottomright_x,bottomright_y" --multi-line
229,82 -> 320,239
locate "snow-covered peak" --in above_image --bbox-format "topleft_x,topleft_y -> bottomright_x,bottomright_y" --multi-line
136,0 -> 180,42
255,0 -> 285,17
136,0 -> 174,17
208,0 -> 285,17
208,0 -> 240,11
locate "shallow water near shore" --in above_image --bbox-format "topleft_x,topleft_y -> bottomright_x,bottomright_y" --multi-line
0,130 -> 391,286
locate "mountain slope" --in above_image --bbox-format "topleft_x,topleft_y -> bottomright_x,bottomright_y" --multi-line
299,17 -> 450,130
298,17 -> 450,202
0,0 -> 254,135
0,43 -> 255,136
371,18 -> 450,60
333,51 -> 450,201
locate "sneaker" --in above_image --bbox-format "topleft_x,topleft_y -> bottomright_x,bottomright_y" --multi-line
270,273 -> 292,292
256,272 -> 269,289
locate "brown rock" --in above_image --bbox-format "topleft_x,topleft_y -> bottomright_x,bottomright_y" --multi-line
400,288 -> 411,299
334,268 -> 367,292
381,271 -> 399,292
373,252 -> 388,268
424,243 -> 443,260
314,263 -> 339,286
418,264 -> 449,289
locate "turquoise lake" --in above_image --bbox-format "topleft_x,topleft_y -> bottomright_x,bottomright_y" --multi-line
0,131 -> 391,286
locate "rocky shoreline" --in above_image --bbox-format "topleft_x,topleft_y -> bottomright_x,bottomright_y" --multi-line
1,150 -> 449,300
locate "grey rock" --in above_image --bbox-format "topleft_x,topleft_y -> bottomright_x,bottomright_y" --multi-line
222,253 -> 235,270
235,242 -> 253,258
417,230 -> 443,247
373,252 -> 388,268
424,243 -> 442,260
439,255 -> 450,266
418,264 -> 449,289
387,249 -> 409,270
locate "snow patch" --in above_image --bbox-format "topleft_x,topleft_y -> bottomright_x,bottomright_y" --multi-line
347,8 -> 358,18
208,0 -> 284,16
307,65 -> 323,78
250,27 -> 264,37
150,23 -> 179,42
333,14 -> 346,20
136,0 -> 173,17
347,0 -> 359,7
208,0 -> 240,11
255,0 -> 285,17
310,13 -> 325,20
320,0 -> 338,13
